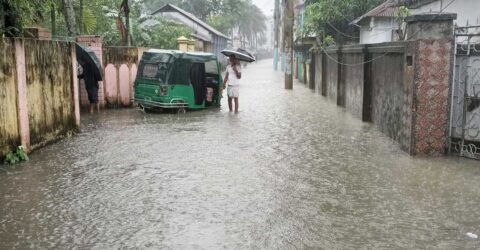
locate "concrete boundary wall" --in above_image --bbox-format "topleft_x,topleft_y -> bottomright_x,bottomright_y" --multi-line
76,35 -> 147,109
0,39 -> 20,155
311,13 -> 457,156
102,47 -> 147,107
0,38 -> 80,156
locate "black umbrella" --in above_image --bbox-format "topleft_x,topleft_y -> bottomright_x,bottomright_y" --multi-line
221,48 -> 255,63
75,43 -> 103,81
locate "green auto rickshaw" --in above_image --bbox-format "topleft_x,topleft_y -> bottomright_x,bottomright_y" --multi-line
134,49 -> 223,112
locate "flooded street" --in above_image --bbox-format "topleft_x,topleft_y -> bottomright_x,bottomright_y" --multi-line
1,59 -> 480,249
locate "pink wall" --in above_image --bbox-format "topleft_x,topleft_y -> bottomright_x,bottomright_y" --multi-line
76,44 -> 145,108
104,64 -> 118,105
130,64 -> 138,102
119,64 -> 130,106
103,63 -> 139,107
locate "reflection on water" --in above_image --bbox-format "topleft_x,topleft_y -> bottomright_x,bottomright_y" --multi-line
1,60 -> 480,249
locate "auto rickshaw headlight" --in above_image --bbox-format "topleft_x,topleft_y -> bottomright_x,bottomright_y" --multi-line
160,85 -> 168,96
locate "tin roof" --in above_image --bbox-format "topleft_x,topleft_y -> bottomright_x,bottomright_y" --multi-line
152,4 -> 230,40
351,0 -> 400,25
146,49 -> 217,60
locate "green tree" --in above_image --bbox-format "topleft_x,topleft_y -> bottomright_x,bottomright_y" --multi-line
1,0 -> 54,36
1,0 -> 267,49
304,0 -> 384,44
236,3 -> 267,49
396,6 -> 411,40
207,15 -> 234,34
142,18 -> 192,49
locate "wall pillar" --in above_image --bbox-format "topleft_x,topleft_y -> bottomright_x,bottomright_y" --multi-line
321,52 -> 327,96
177,36 -> 189,52
362,45 -> 372,122
308,53 -> 315,90
406,13 -> 457,155
337,46 -> 345,107
188,39 -> 196,52
71,43 -> 80,126
14,39 -> 30,152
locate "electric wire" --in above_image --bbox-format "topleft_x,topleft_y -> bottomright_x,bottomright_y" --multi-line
319,0 -> 457,67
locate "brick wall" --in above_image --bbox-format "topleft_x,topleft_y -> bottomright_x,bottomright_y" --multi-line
24,28 -> 52,40
411,39 -> 453,155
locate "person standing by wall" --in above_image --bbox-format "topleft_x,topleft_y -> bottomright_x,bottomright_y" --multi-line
78,62 -> 101,113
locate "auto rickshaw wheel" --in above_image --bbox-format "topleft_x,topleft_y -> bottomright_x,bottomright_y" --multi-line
177,108 -> 187,114
137,103 -> 146,113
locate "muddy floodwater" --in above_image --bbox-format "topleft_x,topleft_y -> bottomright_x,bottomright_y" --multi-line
1,60 -> 480,249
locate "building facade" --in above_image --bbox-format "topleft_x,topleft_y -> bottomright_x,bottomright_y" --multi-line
353,0 -> 480,44
152,4 -> 230,59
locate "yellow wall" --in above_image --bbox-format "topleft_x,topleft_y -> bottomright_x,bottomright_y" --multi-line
24,40 -> 76,148
0,40 -> 20,155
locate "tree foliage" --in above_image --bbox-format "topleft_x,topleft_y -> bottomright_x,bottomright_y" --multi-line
132,17 -> 192,48
237,3 -> 267,48
205,0 -> 267,48
1,0 -> 267,49
1,0 -> 55,36
304,0 -> 384,44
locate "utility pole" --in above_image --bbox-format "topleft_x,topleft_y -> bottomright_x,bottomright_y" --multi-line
51,3 -> 56,36
120,0 -> 131,46
125,0 -> 131,46
274,0 -> 280,71
62,0 -> 77,37
79,0 -> 84,34
283,0 -> 294,89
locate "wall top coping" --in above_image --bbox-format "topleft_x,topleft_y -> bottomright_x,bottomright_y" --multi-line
77,35 -> 102,38
405,13 -> 457,23
322,42 -> 406,54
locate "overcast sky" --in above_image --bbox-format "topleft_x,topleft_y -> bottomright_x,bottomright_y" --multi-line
252,0 -> 274,16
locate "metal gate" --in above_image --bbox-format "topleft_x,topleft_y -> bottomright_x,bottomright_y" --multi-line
450,26 -> 480,160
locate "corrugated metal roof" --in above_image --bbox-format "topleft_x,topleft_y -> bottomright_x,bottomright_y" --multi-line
351,0 -> 400,25
152,4 -> 230,40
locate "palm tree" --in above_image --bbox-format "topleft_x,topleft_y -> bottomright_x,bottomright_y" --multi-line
236,3 -> 267,49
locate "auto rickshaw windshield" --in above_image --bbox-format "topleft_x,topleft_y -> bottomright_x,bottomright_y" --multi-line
205,60 -> 219,74
137,52 -> 173,84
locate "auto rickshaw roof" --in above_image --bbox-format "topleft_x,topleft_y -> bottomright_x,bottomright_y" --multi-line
147,49 -> 217,62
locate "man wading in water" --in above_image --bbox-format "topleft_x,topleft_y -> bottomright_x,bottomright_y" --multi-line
223,55 -> 242,113
79,62 -> 101,113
